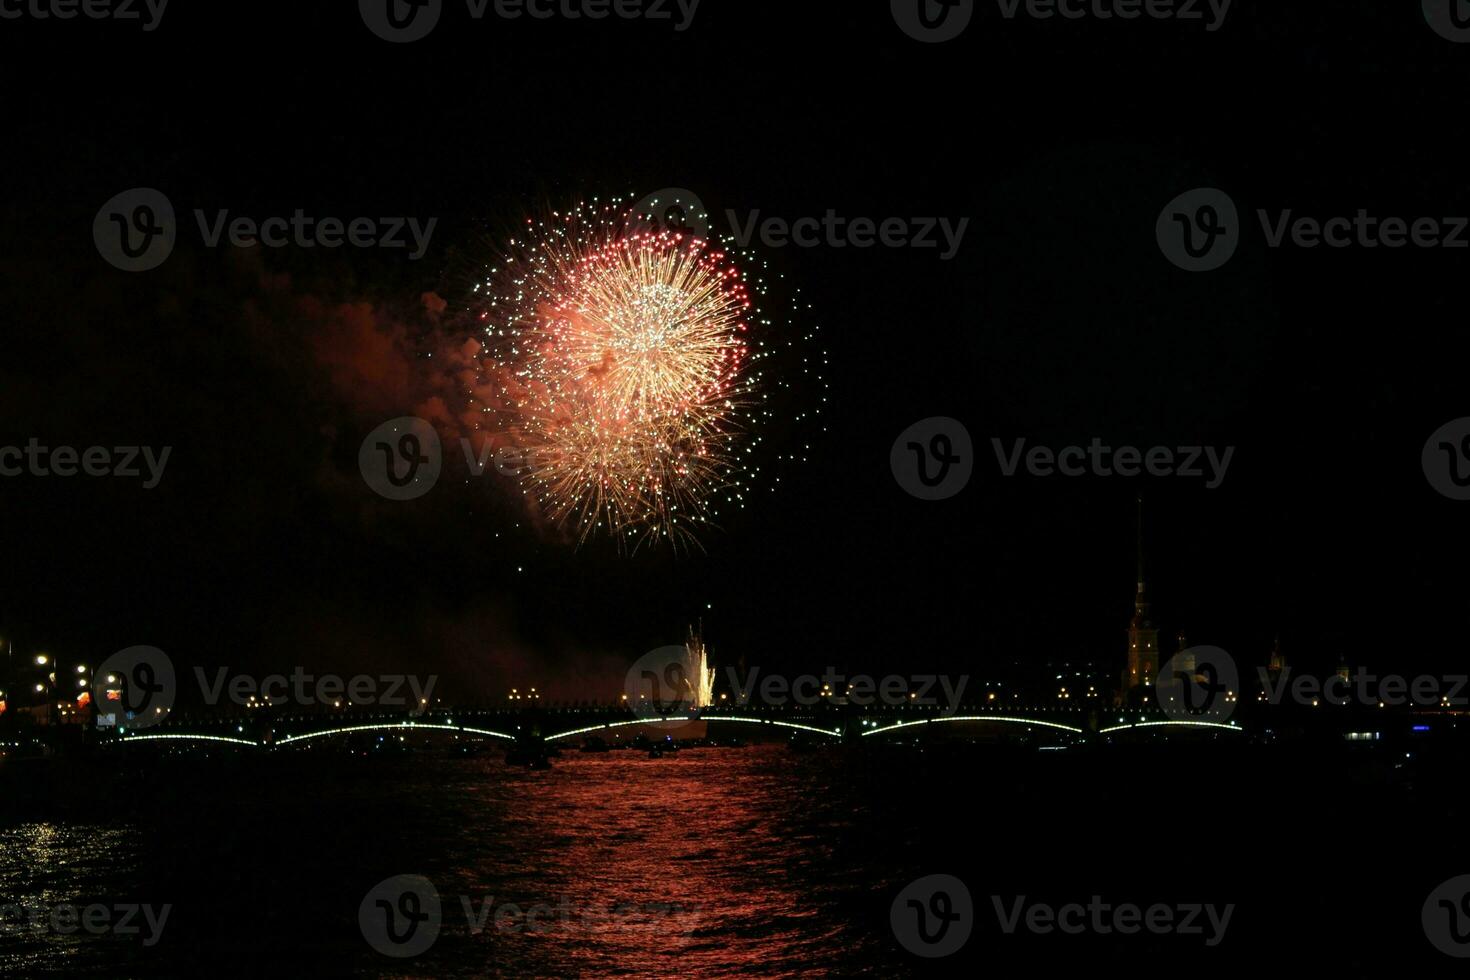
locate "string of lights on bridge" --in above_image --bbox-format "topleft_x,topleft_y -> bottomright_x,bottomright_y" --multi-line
102,714 -> 1244,749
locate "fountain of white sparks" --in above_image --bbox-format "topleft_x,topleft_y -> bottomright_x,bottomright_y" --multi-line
682,627 -> 716,709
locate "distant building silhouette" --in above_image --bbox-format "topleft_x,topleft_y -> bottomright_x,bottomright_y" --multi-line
1267,635 -> 1286,676
1173,631 -> 1194,679
1120,496 -> 1159,705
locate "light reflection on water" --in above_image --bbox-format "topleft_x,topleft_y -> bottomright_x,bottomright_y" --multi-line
0,822 -> 143,977
3,737 -> 1460,975
0,745 -> 908,977
388,745 -> 900,976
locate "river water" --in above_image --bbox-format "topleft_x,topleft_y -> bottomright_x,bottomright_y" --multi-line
0,735 -> 1465,976
0,743 -> 912,977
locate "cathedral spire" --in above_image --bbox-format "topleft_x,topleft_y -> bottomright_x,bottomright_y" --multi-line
1121,496 -> 1160,704
1136,493 -> 1145,593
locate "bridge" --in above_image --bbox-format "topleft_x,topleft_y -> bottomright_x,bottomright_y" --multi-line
93,703 -> 1248,752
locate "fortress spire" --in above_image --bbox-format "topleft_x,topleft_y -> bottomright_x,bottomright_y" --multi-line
1136,493 -> 1145,591
1121,495 -> 1159,705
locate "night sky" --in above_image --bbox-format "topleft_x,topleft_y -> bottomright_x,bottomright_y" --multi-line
1,3 -> 1467,702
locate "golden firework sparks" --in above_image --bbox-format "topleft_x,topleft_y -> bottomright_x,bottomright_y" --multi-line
471,200 -> 775,551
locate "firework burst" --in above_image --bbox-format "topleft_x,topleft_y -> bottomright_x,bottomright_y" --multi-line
468,197 -> 819,551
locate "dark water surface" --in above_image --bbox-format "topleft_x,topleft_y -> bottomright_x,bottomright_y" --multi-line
1,744 -> 911,977
1,737 -> 1466,976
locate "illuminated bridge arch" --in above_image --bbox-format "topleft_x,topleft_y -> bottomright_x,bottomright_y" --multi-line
862,716 -> 1086,738
546,716 -> 841,742
273,722 -> 518,746
1098,720 -> 1244,735
110,733 -> 261,748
